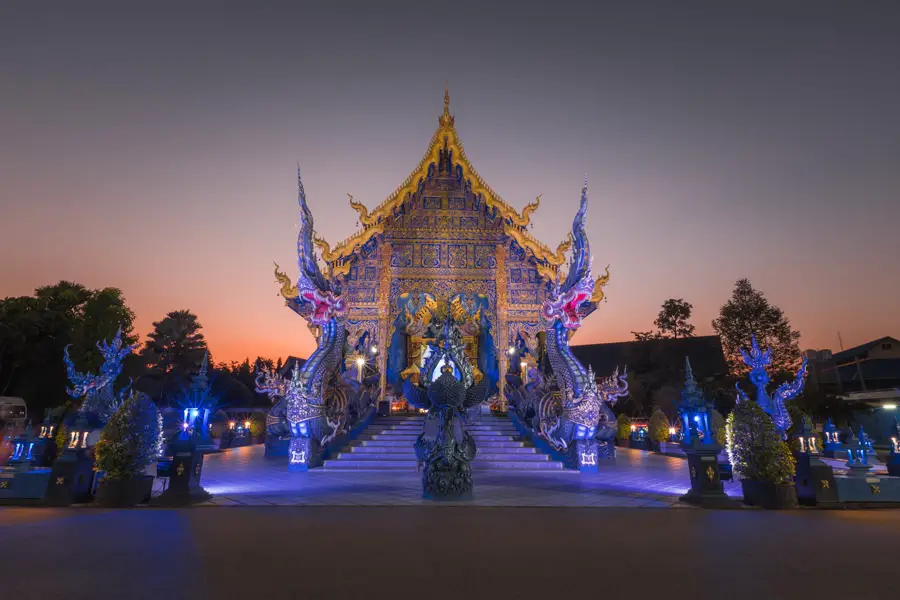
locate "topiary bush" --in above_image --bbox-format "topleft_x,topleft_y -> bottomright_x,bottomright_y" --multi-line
616,414 -> 631,441
55,423 -> 68,451
649,407 -> 670,443
95,392 -> 162,480
710,409 -> 727,446
249,411 -> 267,438
726,400 -> 795,484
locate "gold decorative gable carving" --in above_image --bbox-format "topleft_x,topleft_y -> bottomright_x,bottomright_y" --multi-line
312,90 -> 571,278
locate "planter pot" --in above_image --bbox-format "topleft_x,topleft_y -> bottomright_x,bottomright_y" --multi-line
95,475 -> 155,508
740,480 -> 798,509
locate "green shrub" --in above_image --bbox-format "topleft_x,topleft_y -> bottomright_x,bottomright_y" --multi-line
55,423 -> 68,451
710,409 -> 726,445
616,414 -> 631,441
94,393 -> 162,480
649,408 -> 670,443
726,400 -> 795,484
249,412 -> 267,437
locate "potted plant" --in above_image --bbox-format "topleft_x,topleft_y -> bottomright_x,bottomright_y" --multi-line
616,414 -> 631,447
93,392 -> 163,507
648,407 -> 669,452
710,408 -> 727,460
249,412 -> 267,444
726,400 -> 797,509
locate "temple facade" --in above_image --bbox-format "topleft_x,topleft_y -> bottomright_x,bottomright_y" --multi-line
273,90 -> 619,472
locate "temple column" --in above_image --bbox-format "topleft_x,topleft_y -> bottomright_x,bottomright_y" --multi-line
494,243 -> 509,412
377,241 -> 393,401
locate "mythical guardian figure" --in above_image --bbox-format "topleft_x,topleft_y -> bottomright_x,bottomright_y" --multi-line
273,168 -> 358,469
63,326 -> 136,426
533,179 -> 628,469
403,317 -> 487,498
735,335 -> 808,437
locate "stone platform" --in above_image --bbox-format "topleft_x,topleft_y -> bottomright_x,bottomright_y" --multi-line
192,444 -> 743,507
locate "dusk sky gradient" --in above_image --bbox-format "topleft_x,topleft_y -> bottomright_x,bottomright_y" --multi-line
2,1 -> 899,363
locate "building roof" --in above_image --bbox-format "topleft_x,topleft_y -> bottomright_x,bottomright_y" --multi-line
278,356 -> 307,378
571,336 -> 728,380
837,358 -> 900,384
312,88 -> 573,279
832,336 -> 900,364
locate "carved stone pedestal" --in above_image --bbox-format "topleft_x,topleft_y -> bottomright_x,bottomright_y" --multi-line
680,443 -> 739,509
45,449 -> 96,506
152,438 -> 211,506
794,452 -> 838,506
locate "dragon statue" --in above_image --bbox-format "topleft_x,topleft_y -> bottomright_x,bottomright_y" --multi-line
735,335 -> 808,437
531,178 -> 628,469
254,366 -> 292,441
274,168 -> 365,469
63,326 -> 136,426
403,316 -> 487,499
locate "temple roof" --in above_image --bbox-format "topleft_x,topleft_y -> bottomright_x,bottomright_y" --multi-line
316,88 -> 570,277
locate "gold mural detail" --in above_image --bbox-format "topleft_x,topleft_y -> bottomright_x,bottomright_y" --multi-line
592,265 -> 611,304
820,479 -> 830,489
274,262 -> 299,299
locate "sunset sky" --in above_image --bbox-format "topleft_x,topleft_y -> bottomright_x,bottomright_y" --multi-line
2,2 -> 898,363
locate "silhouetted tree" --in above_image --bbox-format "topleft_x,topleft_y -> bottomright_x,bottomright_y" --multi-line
712,279 -> 801,376
0,281 -> 137,415
654,298 -> 695,339
140,310 -> 207,403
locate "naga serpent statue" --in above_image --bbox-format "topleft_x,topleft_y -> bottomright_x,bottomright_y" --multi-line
63,326 -> 136,427
735,335 -> 808,437
275,168 -> 357,469
533,179 -> 629,469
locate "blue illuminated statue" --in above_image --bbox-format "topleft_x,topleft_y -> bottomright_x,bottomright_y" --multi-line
63,326 -> 136,426
735,335 -> 808,436
403,315 -> 486,499
534,179 -> 627,470
273,169 -> 355,469
677,357 -> 713,447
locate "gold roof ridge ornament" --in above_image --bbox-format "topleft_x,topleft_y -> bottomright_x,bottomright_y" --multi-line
348,193 -> 377,227
311,91 -> 602,281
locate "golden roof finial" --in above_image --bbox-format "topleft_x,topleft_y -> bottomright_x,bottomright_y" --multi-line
439,82 -> 454,128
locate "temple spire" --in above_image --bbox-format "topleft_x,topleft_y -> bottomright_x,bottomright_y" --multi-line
439,83 -> 454,128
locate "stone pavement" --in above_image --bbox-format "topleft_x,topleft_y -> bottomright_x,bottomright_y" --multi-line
194,444 -> 743,506
2,505 -> 899,600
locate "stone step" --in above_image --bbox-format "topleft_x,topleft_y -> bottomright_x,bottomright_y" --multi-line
472,461 -> 563,470
322,460 -> 563,471
353,440 -> 527,449
359,433 -> 518,442
367,425 -> 519,433
336,453 -> 547,461
348,445 -> 536,455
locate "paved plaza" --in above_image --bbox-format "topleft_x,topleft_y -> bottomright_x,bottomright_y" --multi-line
194,444 -> 743,507
2,505 -> 898,600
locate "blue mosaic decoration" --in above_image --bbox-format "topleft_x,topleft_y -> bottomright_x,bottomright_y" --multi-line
735,335 -> 808,437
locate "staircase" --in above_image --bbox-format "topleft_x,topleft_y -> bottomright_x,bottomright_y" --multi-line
322,415 -> 563,471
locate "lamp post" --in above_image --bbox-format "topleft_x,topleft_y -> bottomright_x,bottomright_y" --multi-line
822,418 -> 842,458
887,418 -> 900,477
846,426 -> 874,477
677,357 -> 738,508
